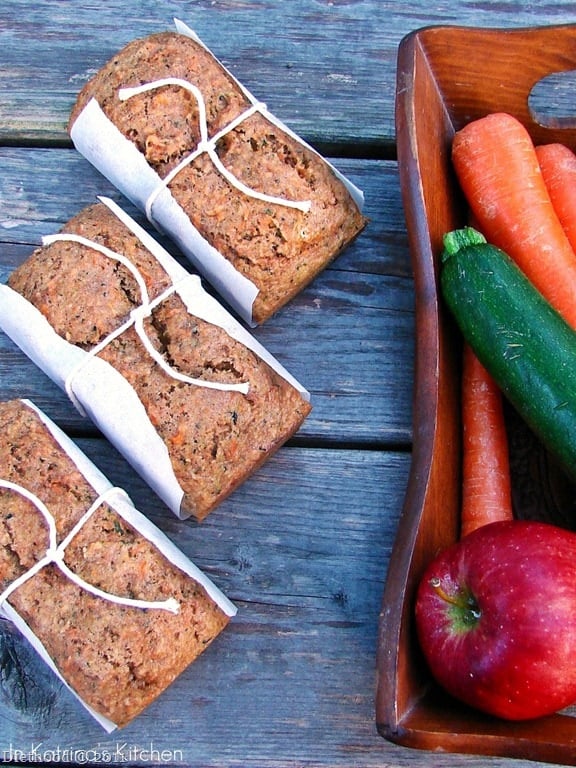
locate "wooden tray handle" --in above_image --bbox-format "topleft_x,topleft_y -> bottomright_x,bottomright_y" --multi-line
416,24 -> 576,145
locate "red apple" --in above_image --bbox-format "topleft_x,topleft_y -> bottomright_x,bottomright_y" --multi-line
415,519 -> 576,720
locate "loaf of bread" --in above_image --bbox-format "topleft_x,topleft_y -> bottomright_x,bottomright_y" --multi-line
68,21 -> 367,324
0,197 -> 311,520
0,398 -> 236,730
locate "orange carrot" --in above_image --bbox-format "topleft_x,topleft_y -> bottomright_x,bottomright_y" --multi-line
460,343 -> 514,539
536,142 -> 576,255
452,112 -> 576,330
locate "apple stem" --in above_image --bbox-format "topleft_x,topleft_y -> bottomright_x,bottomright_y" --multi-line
429,577 -> 461,606
429,577 -> 481,621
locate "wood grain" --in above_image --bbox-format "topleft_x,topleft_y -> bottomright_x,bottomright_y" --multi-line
0,147 -> 414,446
1,1 -> 575,152
2,2 -> 575,766
378,23 -> 576,766
0,440 -> 410,766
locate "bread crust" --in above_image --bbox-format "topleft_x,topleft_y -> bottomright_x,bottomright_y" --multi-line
69,31 -> 367,323
8,202 -> 311,519
0,399 -> 231,728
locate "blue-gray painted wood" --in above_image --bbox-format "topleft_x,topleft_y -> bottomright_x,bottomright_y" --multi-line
1,2 -> 574,765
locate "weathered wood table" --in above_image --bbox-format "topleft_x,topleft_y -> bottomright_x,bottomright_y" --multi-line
0,2 -> 575,766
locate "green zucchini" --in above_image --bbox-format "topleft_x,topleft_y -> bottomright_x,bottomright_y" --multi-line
441,226 -> 576,482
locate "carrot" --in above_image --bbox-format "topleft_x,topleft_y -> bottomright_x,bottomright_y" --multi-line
460,343 -> 514,538
536,142 -> 576,255
457,216 -> 513,537
452,112 -> 576,330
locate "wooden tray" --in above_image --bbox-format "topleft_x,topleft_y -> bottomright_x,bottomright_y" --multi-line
376,24 -> 576,765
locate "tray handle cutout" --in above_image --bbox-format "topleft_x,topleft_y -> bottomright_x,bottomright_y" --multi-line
529,69 -> 576,130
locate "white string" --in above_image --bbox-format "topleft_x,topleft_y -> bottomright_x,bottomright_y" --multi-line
40,233 -> 249,415
130,285 -> 250,394
118,78 -> 312,221
0,481 -> 180,614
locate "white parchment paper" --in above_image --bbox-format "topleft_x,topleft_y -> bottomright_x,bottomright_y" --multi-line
70,19 -> 365,325
0,399 -> 237,732
0,197 -> 309,519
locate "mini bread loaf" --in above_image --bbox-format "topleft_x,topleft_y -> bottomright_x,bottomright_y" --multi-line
3,199 -> 311,520
68,26 -> 367,324
0,398 -> 236,729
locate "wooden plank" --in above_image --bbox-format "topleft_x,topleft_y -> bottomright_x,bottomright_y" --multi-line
2,1 -> 576,152
0,147 -> 414,446
0,439 -> 411,766
0,149 -> 409,275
